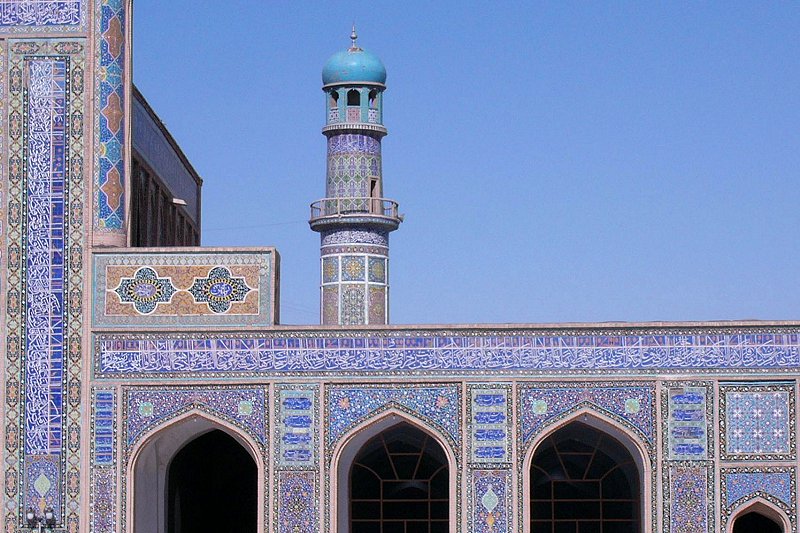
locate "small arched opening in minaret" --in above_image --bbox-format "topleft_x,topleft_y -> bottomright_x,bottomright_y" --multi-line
528,420 -> 642,533
368,89 -> 377,108
347,89 -> 361,106
129,413 -> 262,533
330,90 -> 339,108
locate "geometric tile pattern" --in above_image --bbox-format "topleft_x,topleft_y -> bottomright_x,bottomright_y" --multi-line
187,266 -> 252,313
666,384 -> 711,460
113,267 -> 177,314
93,250 -> 275,327
123,387 -> 267,450
472,469 -> 510,533
5,38 -> 86,529
724,470 -> 793,508
90,389 -> 117,533
95,0 -> 125,232
325,385 -> 461,461
468,385 -> 511,464
275,385 -> 318,469
95,330 -> 800,377
667,464 -> 710,533
276,471 -> 317,533
519,383 -> 655,447
720,383 -> 795,461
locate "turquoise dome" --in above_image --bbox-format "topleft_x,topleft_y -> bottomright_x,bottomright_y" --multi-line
322,46 -> 387,86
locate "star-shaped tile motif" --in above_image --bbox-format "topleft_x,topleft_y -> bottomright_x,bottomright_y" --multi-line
114,267 -> 177,314
188,266 -> 252,313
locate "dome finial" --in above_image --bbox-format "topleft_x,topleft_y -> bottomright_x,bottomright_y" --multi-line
349,23 -> 361,51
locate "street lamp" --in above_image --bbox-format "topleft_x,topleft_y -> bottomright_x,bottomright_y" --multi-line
24,507 -> 57,532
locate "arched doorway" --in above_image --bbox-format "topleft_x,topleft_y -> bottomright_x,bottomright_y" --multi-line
130,414 -> 262,533
732,511 -> 782,533
167,429 -> 257,533
529,421 -> 641,532
348,421 -> 449,532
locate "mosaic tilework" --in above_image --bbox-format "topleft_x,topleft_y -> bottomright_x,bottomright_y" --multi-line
321,228 -> 388,247
95,0 -> 125,233
90,389 -> 116,533
5,39 -> 85,528
0,0 -> 85,32
471,470 -> 510,533
720,383 -> 795,460
124,387 -> 267,450
468,385 -> 511,464
664,383 -> 712,460
275,385 -> 318,469
325,385 -> 461,461
95,329 -> 800,378
368,285 -> 385,324
340,285 -> 365,324
93,250 -> 276,327
276,471 -> 317,533
518,383 -> 655,447
720,467 -> 796,531
723,469 -> 793,508
665,464 -> 712,533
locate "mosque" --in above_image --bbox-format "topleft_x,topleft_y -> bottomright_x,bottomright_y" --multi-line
0,2 -> 798,533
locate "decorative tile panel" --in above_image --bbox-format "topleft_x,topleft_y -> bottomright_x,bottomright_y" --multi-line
0,1 -> 85,32
275,385 -> 318,469
664,383 -> 712,460
91,389 -> 116,533
95,0 -> 125,233
666,464 -> 712,533
92,249 -> 277,327
325,385 -> 461,461
720,467 -> 796,531
5,39 -> 86,525
519,383 -> 655,447
123,387 -> 267,450
95,329 -> 800,378
276,471 -> 317,533
720,383 -> 795,461
471,470 -> 510,533
468,385 -> 511,464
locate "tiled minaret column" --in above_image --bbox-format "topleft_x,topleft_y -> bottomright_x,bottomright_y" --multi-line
310,28 -> 402,325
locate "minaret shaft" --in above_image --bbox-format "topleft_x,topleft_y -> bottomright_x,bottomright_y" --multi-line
310,34 -> 400,326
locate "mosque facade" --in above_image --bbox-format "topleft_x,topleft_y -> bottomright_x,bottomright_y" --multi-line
0,2 -> 798,533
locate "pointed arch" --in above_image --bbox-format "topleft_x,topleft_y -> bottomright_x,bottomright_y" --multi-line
330,408 -> 458,532
522,407 -> 652,533
126,409 -> 265,533
728,497 -> 790,533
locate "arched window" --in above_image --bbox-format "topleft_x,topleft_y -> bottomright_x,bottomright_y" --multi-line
167,429 -> 257,533
530,421 -> 641,532
350,422 -> 449,532
732,511 -> 782,533
132,416 -> 261,533
368,89 -> 377,108
330,91 -> 339,108
347,89 -> 360,106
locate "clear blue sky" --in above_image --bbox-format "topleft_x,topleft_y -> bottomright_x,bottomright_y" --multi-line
133,2 -> 800,326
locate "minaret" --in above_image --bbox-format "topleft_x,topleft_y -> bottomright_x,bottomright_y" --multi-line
310,28 -> 402,325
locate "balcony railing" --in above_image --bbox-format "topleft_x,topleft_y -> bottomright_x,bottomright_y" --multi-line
310,197 -> 400,220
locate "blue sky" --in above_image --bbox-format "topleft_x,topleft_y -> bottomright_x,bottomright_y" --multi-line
133,2 -> 800,325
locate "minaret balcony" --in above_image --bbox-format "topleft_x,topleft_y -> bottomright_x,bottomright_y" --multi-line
309,197 -> 402,231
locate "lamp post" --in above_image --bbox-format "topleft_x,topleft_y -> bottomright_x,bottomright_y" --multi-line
24,507 -> 56,532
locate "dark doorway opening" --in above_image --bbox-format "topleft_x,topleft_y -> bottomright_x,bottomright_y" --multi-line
167,429 -> 257,533
732,511 -> 782,533
530,421 -> 641,533
350,422 -> 449,533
